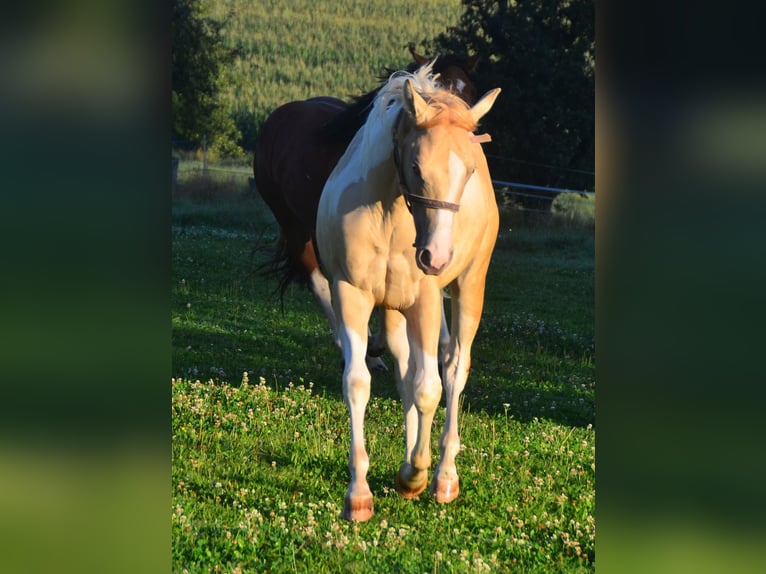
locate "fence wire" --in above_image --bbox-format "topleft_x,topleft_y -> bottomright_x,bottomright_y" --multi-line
174,161 -> 596,213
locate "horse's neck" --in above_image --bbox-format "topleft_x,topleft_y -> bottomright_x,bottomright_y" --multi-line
358,111 -> 396,177
326,120 -> 398,208
355,145 -> 400,207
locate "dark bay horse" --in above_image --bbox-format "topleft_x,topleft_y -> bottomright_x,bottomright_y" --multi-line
254,48 -> 478,368
316,62 -> 501,521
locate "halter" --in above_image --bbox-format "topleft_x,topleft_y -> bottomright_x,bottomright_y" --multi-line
391,110 -> 491,213
391,110 -> 461,213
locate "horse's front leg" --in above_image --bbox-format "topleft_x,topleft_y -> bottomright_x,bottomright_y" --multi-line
431,277 -> 486,503
334,280 -> 376,522
309,267 -> 387,372
384,309 -> 425,497
394,282 -> 443,498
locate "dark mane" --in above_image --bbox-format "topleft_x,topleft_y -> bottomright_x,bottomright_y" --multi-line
317,64 -> 415,145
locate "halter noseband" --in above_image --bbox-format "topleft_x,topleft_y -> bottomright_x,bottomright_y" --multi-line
391,110 -> 461,213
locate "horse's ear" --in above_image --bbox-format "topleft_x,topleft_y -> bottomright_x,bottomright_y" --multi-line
466,54 -> 480,73
408,43 -> 429,66
403,79 -> 431,125
469,88 -> 501,123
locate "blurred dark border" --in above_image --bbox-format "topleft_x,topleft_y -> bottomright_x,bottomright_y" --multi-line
0,1 -> 170,572
1,1 -> 764,572
598,1 -> 765,572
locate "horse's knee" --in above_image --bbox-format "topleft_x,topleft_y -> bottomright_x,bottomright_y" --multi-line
344,362 -> 371,402
413,375 -> 442,413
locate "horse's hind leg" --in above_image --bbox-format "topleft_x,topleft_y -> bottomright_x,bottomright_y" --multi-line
299,238 -> 341,348
334,281 -> 376,522
366,310 -> 388,372
439,296 -> 450,365
307,265 -> 340,350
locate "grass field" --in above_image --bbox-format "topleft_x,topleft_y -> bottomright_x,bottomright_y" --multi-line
171,172 -> 595,572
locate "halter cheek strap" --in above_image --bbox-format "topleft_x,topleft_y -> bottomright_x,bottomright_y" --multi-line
404,193 -> 461,212
391,110 -> 462,213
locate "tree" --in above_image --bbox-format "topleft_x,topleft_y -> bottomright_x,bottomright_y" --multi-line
428,0 -> 594,204
172,0 -> 240,155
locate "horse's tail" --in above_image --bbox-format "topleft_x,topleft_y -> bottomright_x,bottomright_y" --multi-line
258,230 -> 311,306
253,134 -> 311,308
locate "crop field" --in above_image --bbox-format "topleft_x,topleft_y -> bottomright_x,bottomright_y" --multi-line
171,175 -> 595,572
208,0 -> 465,128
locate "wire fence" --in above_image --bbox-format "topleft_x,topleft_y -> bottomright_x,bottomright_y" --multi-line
172,153 -> 595,213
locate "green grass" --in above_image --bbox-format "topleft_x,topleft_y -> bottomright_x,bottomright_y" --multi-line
172,188 -> 595,572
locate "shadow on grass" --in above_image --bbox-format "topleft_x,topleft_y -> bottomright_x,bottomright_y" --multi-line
173,196 -> 594,430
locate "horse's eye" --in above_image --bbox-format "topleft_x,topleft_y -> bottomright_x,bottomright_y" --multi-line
412,163 -> 422,179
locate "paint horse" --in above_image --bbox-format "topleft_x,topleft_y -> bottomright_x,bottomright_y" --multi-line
254,48 -> 478,370
316,62 -> 500,521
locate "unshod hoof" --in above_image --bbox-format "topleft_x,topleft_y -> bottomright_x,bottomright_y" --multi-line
342,492 -> 374,522
430,477 -> 460,503
394,469 -> 428,499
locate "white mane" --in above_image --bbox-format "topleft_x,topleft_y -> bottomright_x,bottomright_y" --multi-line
356,60 -> 442,174
324,60 -> 445,205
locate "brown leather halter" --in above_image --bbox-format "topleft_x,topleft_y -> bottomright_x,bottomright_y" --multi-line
391,110 -> 492,213
391,110 -> 461,213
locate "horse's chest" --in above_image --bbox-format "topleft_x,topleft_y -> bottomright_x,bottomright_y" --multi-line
379,252 -> 420,309
347,244 -> 419,309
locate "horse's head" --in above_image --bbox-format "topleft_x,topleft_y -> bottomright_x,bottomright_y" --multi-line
408,45 -> 480,106
394,79 -> 500,276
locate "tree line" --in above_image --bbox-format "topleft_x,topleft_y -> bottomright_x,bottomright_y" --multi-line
172,0 -> 593,190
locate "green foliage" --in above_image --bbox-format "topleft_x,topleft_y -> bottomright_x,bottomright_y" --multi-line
172,0 -> 242,155
551,193 -> 595,227
429,0 -> 595,189
171,190 -> 595,571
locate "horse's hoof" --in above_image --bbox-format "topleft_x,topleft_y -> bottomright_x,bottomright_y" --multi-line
394,468 -> 428,499
366,356 -> 388,373
430,477 -> 460,503
341,493 -> 374,522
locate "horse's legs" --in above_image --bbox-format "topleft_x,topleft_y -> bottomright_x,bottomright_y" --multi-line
365,312 -> 388,372
307,266 -> 340,348
439,296 -> 450,364
384,310 -> 425,497
334,280 -> 376,522
431,279 -> 486,503
393,283 -> 443,498
304,239 -> 387,372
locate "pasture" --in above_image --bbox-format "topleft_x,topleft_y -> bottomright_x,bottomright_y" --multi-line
171,173 -> 595,572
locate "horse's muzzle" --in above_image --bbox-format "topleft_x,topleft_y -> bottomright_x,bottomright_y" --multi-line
416,247 -> 452,275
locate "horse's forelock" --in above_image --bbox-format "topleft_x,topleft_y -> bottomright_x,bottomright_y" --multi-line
415,97 -> 477,132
